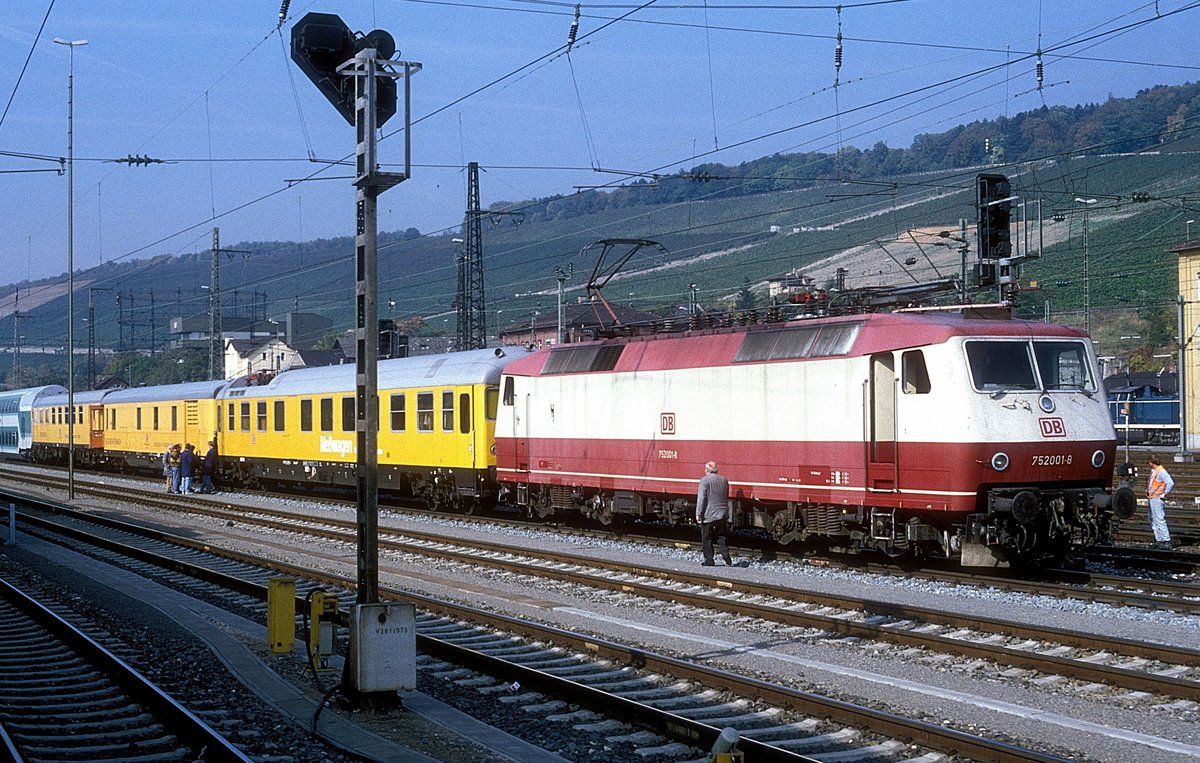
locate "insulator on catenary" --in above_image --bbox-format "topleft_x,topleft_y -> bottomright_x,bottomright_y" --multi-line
278,0 -> 290,27
567,4 -> 580,51
1036,51 -> 1044,91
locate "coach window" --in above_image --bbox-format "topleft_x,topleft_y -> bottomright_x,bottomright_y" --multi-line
136,408 -> 143,430
441,391 -> 454,432
417,392 -> 434,432
257,401 -> 268,431
300,399 -> 313,432
486,387 -> 500,419
458,393 -> 471,433
110,410 -> 117,428
171,406 -> 178,431
274,400 -> 285,431
320,398 -> 334,432
902,350 -> 931,394
390,393 -> 405,431
227,403 -> 236,433
341,397 -> 355,432
153,406 -> 160,431
240,401 -> 251,432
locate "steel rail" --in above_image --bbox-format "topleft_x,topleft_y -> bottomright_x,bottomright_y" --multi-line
0,576 -> 252,762
5,491 -> 1071,763
8,481 -> 1200,700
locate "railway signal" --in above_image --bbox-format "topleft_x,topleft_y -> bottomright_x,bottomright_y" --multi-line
977,173 -> 1012,260
290,11 -> 421,700
290,12 -> 397,127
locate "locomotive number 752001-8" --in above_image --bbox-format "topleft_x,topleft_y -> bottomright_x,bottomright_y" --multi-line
1031,454 -> 1073,466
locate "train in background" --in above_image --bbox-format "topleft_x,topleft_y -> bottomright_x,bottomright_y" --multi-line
0,385 -> 65,456
3,307 -> 1136,567
1105,372 -> 1180,446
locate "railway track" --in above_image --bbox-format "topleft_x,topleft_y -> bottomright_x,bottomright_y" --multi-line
3,487 -> 1095,762
0,576 -> 251,762
1,462 -> 1195,603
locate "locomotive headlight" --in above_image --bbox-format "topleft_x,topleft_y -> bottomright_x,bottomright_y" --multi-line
1091,450 -> 1105,468
991,452 -> 1010,471
1038,394 -> 1055,413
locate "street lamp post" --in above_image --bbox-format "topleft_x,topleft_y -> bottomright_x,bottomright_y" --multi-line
55,37 -> 87,501
1074,197 -> 1097,333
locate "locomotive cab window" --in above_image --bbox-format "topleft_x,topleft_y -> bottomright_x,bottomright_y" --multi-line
502,377 -> 514,406
965,341 -> 1038,392
902,350 -> 931,394
1033,341 -> 1095,392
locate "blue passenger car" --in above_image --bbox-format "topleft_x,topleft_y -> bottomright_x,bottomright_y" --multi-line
0,385 -> 67,457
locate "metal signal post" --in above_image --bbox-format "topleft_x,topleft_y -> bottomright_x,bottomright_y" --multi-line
350,49 -> 418,604
291,13 -> 420,605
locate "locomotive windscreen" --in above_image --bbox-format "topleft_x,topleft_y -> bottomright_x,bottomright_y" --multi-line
966,339 -> 1095,393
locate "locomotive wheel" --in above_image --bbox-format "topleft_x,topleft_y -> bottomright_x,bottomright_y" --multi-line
530,490 -> 555,519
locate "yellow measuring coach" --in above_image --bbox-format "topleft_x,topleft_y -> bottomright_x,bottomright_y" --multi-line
217,347 -> 529,510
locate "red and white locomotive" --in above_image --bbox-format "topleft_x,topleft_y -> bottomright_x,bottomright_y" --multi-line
495,308 -> 1137,566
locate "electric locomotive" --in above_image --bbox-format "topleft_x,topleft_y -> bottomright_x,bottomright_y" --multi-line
494,308 -> 1137,566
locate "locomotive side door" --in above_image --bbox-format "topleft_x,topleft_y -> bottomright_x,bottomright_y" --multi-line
866,353 -> 898,490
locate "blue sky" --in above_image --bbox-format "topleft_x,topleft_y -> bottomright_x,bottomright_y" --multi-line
1,0 -> 1198,284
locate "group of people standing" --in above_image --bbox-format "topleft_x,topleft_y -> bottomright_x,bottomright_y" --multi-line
163,440 -> 219,495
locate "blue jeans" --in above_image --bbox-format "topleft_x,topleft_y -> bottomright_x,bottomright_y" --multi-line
200,474 -> 214,493
1148,496 -> 1171,542
181,475 -> 193,493
171,467 -> 181,493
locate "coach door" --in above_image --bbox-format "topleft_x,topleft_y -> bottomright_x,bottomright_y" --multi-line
88,405 -> 105,449
866,353 -> 897,490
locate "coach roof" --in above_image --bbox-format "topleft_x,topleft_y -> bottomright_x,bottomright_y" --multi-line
220,347 -> 531,399
102,379 -> 231,405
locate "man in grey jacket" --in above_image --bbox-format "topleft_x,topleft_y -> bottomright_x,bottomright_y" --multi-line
696,461 -> 732,566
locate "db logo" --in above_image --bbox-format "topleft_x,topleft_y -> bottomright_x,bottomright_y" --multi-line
660,412 -> 676,435
1039,417 -> 1066,438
